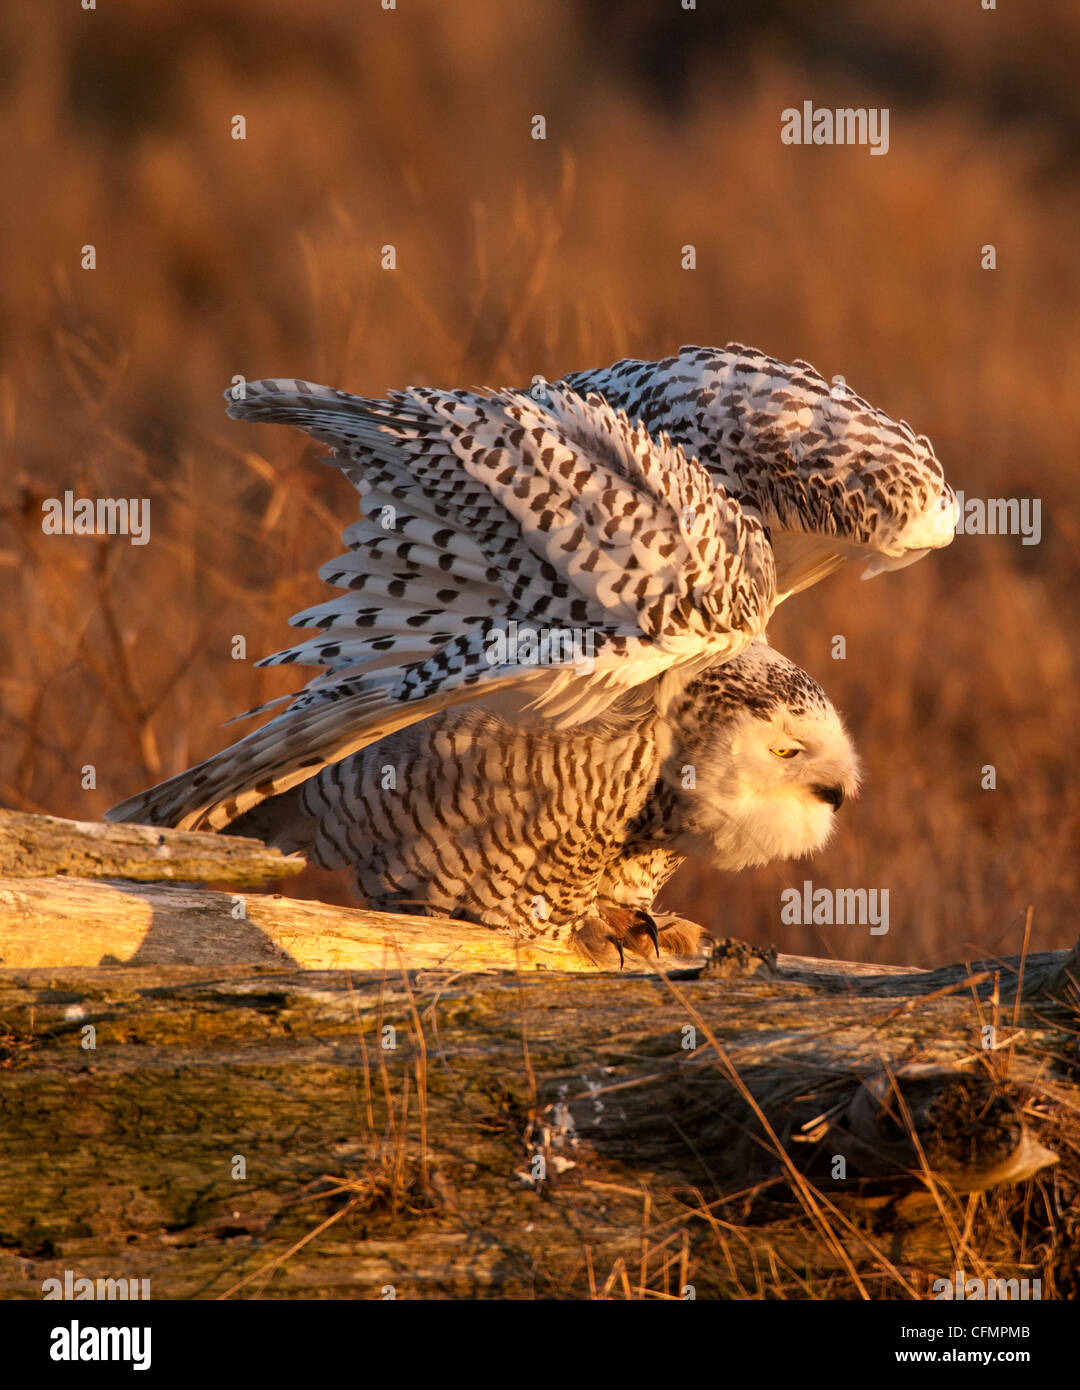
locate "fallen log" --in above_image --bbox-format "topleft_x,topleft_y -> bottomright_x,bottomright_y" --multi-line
0,875 -> 602,971
0,811 -> 1075,1300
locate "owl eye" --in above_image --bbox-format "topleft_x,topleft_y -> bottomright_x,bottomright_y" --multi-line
770,747 -> 801,759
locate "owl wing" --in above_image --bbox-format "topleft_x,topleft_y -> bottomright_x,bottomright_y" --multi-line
559,344 -> 957,600
106,382 -> 775,831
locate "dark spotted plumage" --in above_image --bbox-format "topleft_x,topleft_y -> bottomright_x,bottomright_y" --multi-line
107,345 -> 945,865
560,344 -> 956,594
108,380 -> 775,831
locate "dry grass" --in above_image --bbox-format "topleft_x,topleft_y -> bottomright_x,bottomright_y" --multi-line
209,955 -> 1080,1300
1,1 -> 1077,966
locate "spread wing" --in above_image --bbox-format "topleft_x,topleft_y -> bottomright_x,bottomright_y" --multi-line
560,343 -> 957,599
106,382 -> 774,831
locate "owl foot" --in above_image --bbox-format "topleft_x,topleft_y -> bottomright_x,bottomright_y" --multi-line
573,907 -> 712,969
647,912 -> 713,959
572,907 -> 657,967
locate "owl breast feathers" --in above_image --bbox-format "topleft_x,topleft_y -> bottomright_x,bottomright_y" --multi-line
227,642 -> 859,963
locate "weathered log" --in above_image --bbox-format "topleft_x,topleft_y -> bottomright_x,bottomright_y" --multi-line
0,809 -> 305,886
0,812 -> 1074,1300
0,875 -> 674,972
0,942 -> 1074,1299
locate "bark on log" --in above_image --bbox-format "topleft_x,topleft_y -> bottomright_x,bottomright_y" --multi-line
0,809 -> 305,886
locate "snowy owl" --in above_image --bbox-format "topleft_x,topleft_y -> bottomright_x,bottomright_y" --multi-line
225,641 -> 860,963
106,345 -> 952,951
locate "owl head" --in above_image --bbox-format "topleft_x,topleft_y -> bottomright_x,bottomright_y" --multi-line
660,642 -> 861,871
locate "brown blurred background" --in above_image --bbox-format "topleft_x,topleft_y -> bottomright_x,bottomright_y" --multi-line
1,0 -> 1076,966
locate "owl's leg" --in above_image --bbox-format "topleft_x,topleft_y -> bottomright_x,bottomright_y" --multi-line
572,906 -> 711,968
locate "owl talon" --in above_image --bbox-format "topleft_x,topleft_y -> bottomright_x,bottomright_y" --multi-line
639,911 -> 661,958
572,906 -> 702,968
572,916 -> 629,969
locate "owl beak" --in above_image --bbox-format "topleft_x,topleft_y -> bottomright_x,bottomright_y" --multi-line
860,547 -> 929,580
813,783 -> 845,810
